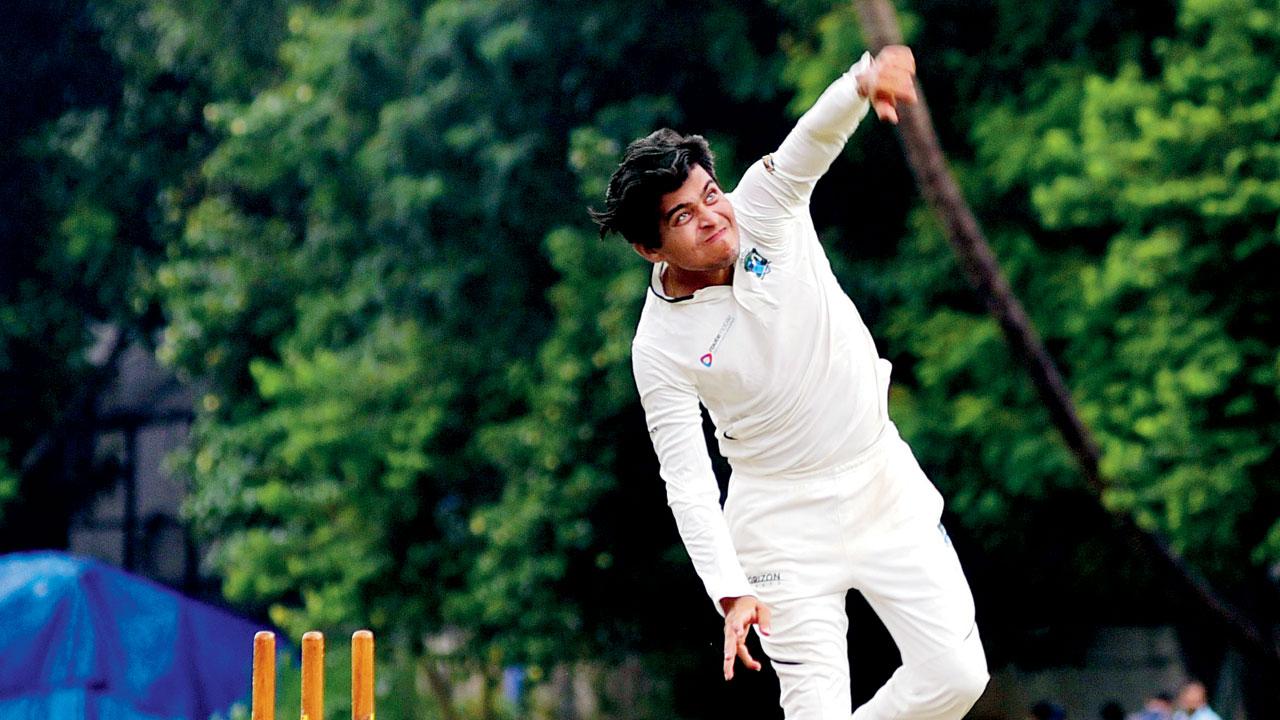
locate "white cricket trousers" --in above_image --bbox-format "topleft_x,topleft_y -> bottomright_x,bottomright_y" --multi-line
723,423 -> 989,720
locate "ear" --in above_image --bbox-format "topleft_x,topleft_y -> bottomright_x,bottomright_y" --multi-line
632,242 -> 665,264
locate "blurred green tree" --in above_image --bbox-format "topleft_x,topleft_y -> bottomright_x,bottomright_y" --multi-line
0,0 -> 150,545
988,1 -> 1280,691
146,0 -> 790,716
0,441 -> 16,521
774,0 -> 1278,696
11,0 -> 1279,715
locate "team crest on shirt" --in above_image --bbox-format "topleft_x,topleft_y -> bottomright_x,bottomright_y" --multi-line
743,248 -> 771,279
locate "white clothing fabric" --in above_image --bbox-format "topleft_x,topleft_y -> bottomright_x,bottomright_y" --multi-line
728,423 -> 987,719
628,52 -> 989,719
631,53 -> 881,605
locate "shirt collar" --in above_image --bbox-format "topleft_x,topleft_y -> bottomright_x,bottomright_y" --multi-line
647,261 -> 733,304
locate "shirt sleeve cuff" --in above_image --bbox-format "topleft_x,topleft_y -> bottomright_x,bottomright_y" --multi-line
707,577 -> 756,617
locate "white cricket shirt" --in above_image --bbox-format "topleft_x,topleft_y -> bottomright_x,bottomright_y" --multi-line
631,54 -> 892,606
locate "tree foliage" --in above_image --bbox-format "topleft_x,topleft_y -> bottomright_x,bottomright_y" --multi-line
773,0 -> 1278,670
0,0 -> 143,544
1008,0 -> 1280,574
140,0 -> 790,715
5,0 -> 1280,715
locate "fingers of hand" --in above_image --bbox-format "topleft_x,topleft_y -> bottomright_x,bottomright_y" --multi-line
877,45 -> 916,74
736,635 -> 761,672
863,50 -> 916,123
874,100 -> 899,124
723,628 -> 735,662
757,603 -> 773,637
723,618 -> 747,680
723,598 -> 768,681
875,66 -> 918,104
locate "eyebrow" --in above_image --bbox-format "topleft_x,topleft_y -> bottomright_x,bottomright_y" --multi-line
662,179 -> 716,223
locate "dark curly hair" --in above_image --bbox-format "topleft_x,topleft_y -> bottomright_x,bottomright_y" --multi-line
588,129 -> 719,250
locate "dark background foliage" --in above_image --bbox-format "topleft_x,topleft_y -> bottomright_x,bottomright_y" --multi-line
3,0 -> 1276,716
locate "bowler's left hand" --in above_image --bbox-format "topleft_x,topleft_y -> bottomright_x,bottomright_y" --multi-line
858,45 -> 918,124
720,595 -> 772,681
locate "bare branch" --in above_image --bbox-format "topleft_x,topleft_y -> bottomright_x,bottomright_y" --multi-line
852,0 -> 1280,671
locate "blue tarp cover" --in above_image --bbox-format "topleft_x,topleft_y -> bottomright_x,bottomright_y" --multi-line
0,551 -> 268,720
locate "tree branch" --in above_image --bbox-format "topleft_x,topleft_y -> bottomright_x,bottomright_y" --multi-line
420,656 -> 462,720
851,0 -> 1280,671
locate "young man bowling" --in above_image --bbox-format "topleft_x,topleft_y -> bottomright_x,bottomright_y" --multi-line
591,45 -> 989,719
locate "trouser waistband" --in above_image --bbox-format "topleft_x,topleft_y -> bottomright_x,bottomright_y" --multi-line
730,419 -> 898,485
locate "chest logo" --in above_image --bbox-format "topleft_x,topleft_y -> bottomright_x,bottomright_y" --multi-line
744,248 -> 771,279
699,315 -> 736,369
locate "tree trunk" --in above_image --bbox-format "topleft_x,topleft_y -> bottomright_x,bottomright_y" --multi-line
851,0 -> 1280,673
480,661 -> 499,720
420,657 -> 462,720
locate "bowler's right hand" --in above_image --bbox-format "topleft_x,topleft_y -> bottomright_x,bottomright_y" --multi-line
857,45 -> 918,124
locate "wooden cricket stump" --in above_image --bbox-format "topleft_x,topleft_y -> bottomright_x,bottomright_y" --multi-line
251,629 -> 375,720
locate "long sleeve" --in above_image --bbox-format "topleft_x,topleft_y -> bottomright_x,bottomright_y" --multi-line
732,52 -> 874,239
632,343 -> 754,611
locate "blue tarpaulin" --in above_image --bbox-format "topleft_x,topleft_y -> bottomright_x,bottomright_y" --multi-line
0,551 -> 269,720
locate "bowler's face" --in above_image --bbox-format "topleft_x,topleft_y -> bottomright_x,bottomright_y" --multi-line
648,164 -> 739,274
